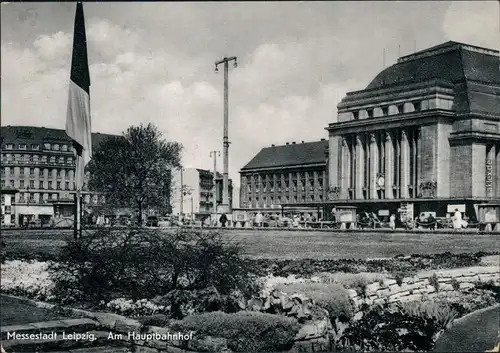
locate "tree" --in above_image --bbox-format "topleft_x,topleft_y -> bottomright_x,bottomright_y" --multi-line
87,123 -> 182,223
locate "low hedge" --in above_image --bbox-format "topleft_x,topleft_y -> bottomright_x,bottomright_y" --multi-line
250,251 -> 497,278
169,311 -> 300,352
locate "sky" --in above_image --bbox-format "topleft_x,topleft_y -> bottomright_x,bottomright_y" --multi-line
1,1 -> 499,186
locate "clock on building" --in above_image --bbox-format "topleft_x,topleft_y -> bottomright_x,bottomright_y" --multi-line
377,176 -> 385,187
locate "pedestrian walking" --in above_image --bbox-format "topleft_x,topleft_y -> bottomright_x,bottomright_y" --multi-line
453,208 -> 462,230
219,213 -> 228,228
389,214 -> 396,230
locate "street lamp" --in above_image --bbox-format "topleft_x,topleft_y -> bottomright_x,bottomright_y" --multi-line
215,56 -> 238,214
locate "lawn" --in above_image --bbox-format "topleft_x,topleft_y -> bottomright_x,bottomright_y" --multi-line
433,305 -> 500,352
2,228 -> 499,260
0,295 -> 85,326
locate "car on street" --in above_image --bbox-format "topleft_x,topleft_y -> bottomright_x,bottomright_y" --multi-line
146,216 -> 159,227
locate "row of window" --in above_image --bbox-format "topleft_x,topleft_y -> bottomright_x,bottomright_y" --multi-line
3,143 -> 73,152
246,193 -> 324,205
1,179 -> 76,190
352,101 -> 422,120
246,172 -> 318,183
2,168 -> 75,179
1,193 -> 102,204
247,179 -> 324,192
2,154 -> 74,165
248,185 -> 324,193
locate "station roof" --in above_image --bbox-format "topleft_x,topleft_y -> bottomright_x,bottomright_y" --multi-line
240,140 -> 328,172
366,41 -> 500,90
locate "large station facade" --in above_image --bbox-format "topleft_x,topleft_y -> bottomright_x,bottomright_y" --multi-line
239,41 -> 500,220
327,41 -> 500,218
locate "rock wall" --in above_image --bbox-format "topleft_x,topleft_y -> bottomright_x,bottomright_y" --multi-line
347,266 -> 500,314
2,265 -> 499,353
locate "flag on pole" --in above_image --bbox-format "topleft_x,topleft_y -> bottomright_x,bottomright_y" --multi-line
66,2 -> 91,191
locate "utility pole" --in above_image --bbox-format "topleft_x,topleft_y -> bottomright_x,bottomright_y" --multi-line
215,56 -> 237,214
209,150 -> 220,213
179,167 -> 184,216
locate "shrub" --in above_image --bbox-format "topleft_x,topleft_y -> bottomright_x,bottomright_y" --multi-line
152,286 -> 243,319
170,311 -> 300,352
451,278 -> 460,291
275,282 -> 353,321
434,289 -> 498,317
429,273 -> 440,292
49,228 -> 259,305
337,301 -> 459,352
138,314 -> 170,327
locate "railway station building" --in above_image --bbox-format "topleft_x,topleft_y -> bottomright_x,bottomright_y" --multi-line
239,140 -> 329,218
326,41 -> 500,219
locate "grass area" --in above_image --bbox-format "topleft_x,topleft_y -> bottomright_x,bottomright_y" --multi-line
433,305 -> 500,352
2,229 -> 499,260
0,295 -> 86,325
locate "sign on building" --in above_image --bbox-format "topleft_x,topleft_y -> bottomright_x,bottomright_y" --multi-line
486,159 -> 493,197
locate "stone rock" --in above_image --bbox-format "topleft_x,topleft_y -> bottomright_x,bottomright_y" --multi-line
114,318 -> 142,334
459,282 -> 475,290
295,318 -> 330,341
479,274 -> 499,282
291,293 -> 310,304
365,282 -> 380,295
426,285 -> 436,293
131,347 -> 158,353
438,277 -> 452,283
376,288 -> 390,297
479,267 -> 499,274
459,276 -> 479,283
389,285 -> 403,294
383,279 -> 397,287
347,289 -> 358,299
439,283 -> 454,291
188,336 -> 228,352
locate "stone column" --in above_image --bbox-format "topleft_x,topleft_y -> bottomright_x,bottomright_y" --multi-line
384,131 -> 394,199
369,133 -> 379,199
251,175 -> 256,208
340,137 -> 350,199
273,174 -> 277,201
355,134 -> 365,199
400,129 -> 410,198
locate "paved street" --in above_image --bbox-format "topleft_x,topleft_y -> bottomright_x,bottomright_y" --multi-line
2,228 -> 499,260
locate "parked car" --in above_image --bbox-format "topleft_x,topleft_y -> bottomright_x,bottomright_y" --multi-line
157,217 -> 171,228
146,216 -> 159,227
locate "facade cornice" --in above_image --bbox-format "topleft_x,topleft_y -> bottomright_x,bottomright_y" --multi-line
340,79 -> 455,103
326,110 -> 455,135
448,131 -> 500,143
455,112 -> 500,121
285,197 -> 500,205
338,89 -> 456,112
240,163 -> 327,174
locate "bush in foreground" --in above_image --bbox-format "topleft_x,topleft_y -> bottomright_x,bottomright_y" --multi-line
275,282 -> 353,322
336,301 -> 459,352
49,228 -> 259,305
170,311 -> 300,352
